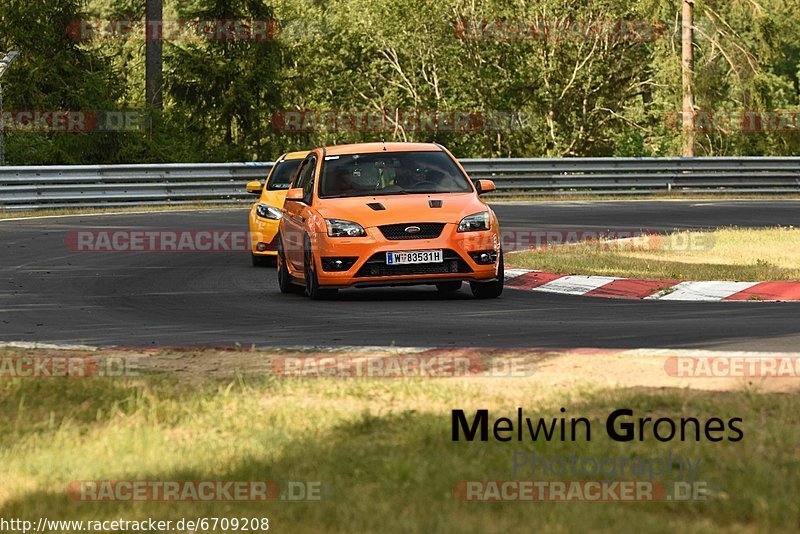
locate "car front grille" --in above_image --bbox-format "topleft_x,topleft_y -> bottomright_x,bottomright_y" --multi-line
378,223 -> 446,240
355,249 -> 471,278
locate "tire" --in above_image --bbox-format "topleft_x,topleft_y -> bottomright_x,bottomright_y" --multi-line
304,239 -> 338,300
277,240 -> 301,294
470,251 -> 504,299
435,281 -> 462,293
252,254 -> 276,267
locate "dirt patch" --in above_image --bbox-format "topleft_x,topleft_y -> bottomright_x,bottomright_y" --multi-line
2,344 -> 798,393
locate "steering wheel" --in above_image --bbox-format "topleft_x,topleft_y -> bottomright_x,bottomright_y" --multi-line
408,180 -> 439,190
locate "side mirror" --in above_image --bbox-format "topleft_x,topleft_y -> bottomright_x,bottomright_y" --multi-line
475,179 -> 496,195
246,180 -> 263,195
285,188 -> 305,203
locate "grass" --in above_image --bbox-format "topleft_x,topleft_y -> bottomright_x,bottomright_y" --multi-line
508,227 -> 800,281
0,347 -> 799,532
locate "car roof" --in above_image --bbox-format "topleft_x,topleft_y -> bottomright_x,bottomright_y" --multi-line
281,150 -> 310,161
321,142 -> 443,156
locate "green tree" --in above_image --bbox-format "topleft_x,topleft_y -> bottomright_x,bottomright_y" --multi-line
165,0 -> 282,161
0,0 -> 128,164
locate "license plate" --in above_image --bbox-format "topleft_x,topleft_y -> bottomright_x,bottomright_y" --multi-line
386,250 -> 443,265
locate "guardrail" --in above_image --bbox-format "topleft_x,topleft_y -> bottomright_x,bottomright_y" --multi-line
0,162 -> 273,211
1,157 -> 799,210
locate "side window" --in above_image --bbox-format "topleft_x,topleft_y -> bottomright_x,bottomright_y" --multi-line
292,158 -> 311,190
300,156 -> 317,204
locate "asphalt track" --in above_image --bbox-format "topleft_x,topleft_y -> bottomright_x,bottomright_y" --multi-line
1,201 -> 799,351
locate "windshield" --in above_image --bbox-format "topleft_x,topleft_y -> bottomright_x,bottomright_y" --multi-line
319,151 -> 473,198
266,159 -> 303,190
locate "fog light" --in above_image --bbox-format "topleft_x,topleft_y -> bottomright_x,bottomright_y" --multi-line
470,250 -> 498,265
321,257 -> 358,272
256,242 -> 268,252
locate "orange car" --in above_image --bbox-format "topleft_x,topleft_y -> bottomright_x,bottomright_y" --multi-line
246,151 -> 309,266
276,142 -> 503,299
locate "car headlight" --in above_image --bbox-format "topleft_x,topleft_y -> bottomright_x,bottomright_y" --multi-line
326,219 -> 367,237
458,211 -> 491,232
256,204 -> 282,220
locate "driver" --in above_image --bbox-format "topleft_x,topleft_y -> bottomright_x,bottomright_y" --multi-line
395,167 -> 428,188
328,167 -> 357,196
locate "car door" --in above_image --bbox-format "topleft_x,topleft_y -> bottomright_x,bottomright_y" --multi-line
283,155 -> 317,270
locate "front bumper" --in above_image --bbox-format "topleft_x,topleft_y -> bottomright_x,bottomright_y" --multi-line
250,218 -> 280,256
312,223 -> 500,288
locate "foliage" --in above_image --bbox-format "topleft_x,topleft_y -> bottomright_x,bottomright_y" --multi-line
1,0 -> 798,163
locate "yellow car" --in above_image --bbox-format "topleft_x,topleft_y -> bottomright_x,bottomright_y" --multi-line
246,151 -> 309,266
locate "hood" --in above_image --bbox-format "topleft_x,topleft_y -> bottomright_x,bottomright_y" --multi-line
315,193 -> 487,227
260,189 -> 289,208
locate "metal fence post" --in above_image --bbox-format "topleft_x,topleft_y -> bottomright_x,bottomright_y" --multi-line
0,80 -> 5,166
0,51 -> 21,166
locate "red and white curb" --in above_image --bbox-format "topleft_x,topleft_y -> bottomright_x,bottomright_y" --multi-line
504,269 -> 800,302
